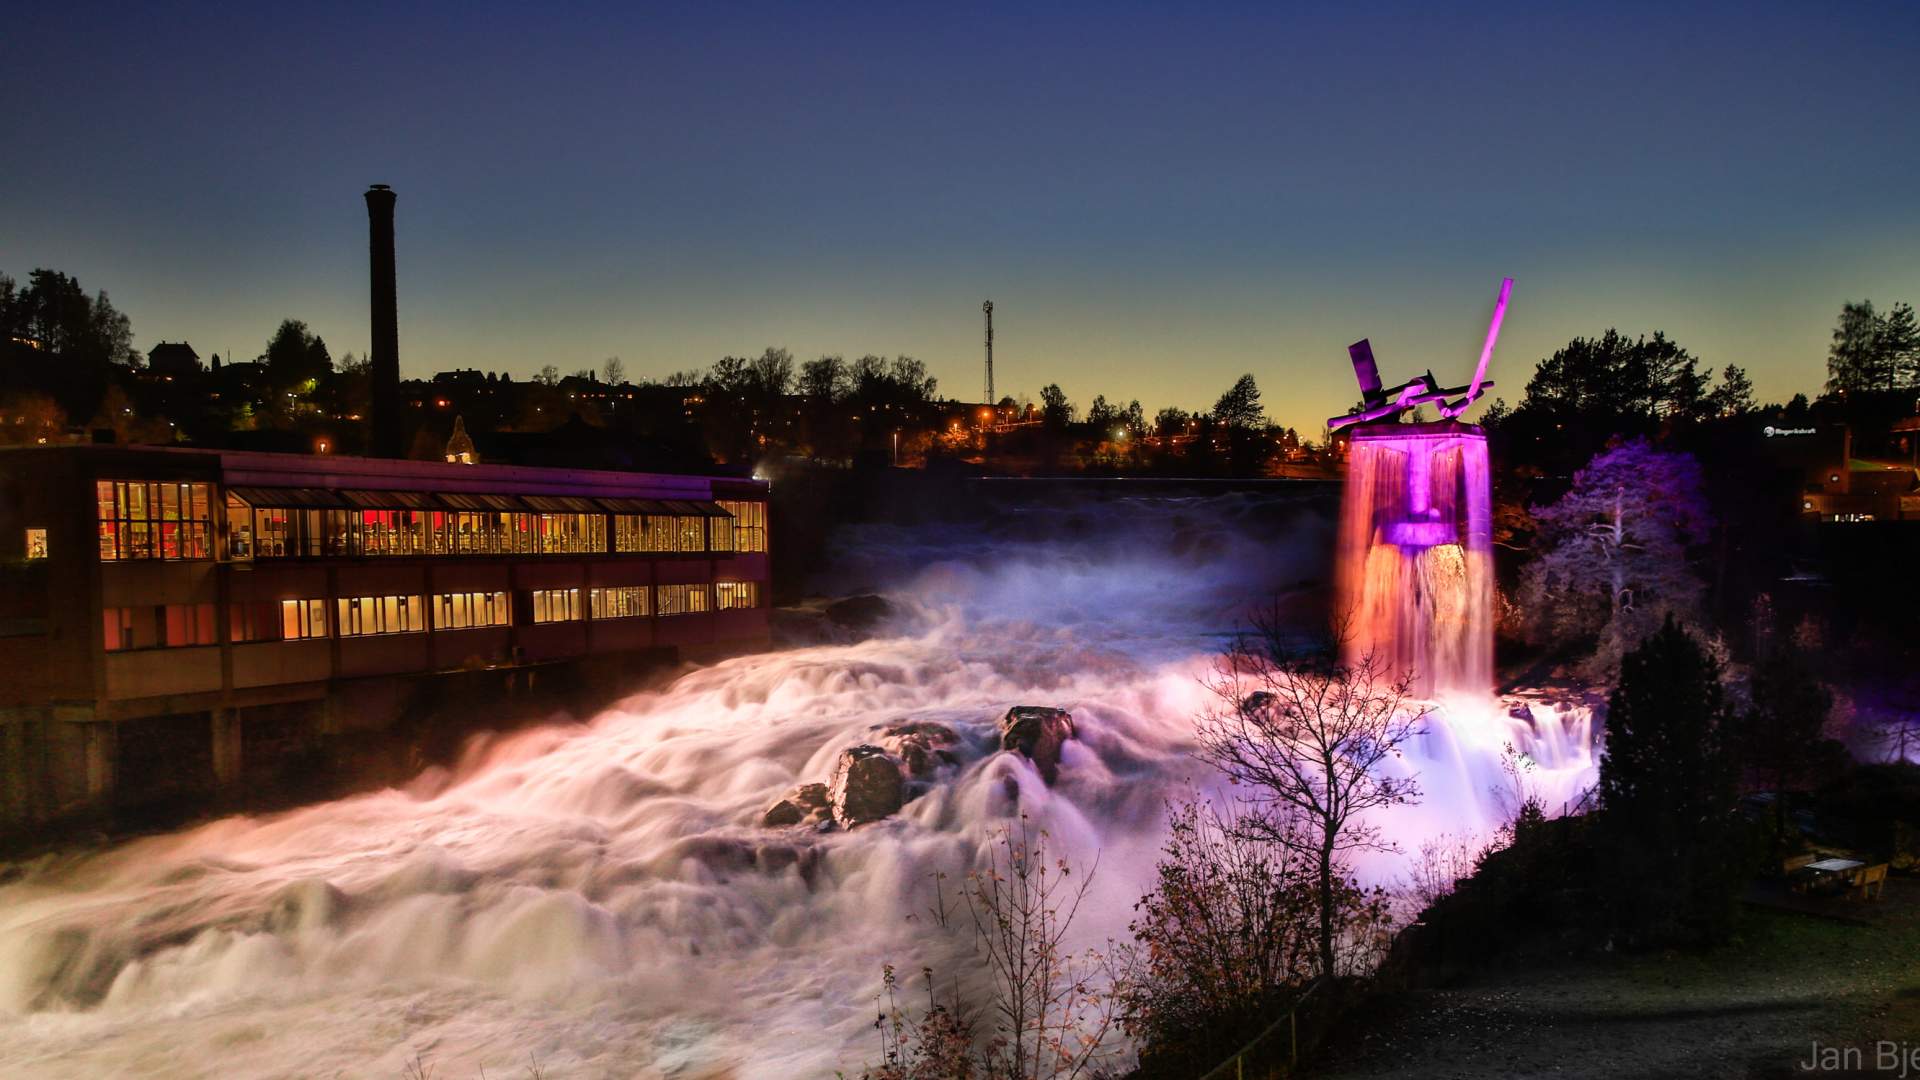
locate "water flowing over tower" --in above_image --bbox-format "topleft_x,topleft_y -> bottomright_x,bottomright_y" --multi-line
1329,280 -> 1511,699
365,184 -> 402,458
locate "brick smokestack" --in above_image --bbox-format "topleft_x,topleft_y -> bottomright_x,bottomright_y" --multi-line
364,184 -> 402,458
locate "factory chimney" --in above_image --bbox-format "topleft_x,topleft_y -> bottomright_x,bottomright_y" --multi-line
364,184 -> 402,458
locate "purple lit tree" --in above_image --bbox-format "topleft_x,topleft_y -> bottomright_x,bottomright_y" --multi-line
1518,439 -> 1712,681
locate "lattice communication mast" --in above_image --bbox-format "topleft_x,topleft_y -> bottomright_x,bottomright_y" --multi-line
982,300 -> 995,407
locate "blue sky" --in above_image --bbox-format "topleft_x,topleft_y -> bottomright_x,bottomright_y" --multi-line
4,2 -> 1917,433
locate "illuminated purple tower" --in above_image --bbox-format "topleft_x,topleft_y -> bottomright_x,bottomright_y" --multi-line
1329,280 -> 1511,698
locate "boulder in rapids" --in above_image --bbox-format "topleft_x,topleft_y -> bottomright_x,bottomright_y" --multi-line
828,745 -> 906,828
874,720 -> 962,779
761,781 -> 832,828
999,706 -> 1075,783
263,878 -> 350,934
825,594 -> 895,635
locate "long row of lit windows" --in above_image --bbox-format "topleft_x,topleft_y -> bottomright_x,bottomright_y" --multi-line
228,505 -> 620,561
92,479 -> 766,563
223,505 -> 755,560
104,582 -> 761,650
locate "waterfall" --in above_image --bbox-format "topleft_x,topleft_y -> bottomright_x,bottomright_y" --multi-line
1335,422 -> 1494,698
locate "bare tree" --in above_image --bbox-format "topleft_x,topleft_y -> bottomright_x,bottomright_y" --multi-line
801,353 -> 848,402
964,818 -> 1119,1080
748,346 -> 795,399
864,964 -> 976,1080
1116,796 -> 1387,1069
601,355 -> 626,386
1193,611 -> 1425,979
857,819 -> 1121,1080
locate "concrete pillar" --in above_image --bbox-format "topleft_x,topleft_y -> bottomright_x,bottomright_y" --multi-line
0,717 -> 29,834
81,721 -> 117,808
211,708 -> 243,792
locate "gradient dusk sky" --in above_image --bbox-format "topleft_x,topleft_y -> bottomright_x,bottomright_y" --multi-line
4,2 -> 1917,435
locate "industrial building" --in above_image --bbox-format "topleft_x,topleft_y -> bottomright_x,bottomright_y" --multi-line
0,443 -> 769,838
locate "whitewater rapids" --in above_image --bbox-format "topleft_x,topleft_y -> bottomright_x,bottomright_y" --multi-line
0,489 -> 1593,1079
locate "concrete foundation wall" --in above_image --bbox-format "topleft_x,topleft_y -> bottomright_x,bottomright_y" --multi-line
1,713 -> 116,834
0,644 -> 701,853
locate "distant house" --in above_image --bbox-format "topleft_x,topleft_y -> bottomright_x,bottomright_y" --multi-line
431,368 -> 489,391
210,360 -> 266,401
146,342 -> 202,378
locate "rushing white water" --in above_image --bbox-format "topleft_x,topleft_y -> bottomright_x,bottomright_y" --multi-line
0,489 -> 1593,1079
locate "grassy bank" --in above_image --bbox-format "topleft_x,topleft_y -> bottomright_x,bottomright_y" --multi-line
1309,896 -> 1920,1078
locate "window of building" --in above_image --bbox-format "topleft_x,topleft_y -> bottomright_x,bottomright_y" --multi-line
24,528 -> 47,560
341,509 -> 432,556
429,511 -> 531,555
656,583 -> 711,616
436,590 -> 510,630
717,500 -> 767,553
531,588 -> 582,622
675,515 -> 707,553
612,513 -> 679,553
253,506 -> 294,558
709,514 -> 734,552
236,504 -> 328,559
336,595 -> 425,636
231,599 -> 328,642
589,585 -> 649,619
165,604 -> 218,646
97,480 -> 213,561
104,604 -> 216,650
715,581 -> 759,610
532,514 -> 606,555
280,598 -> 327,639
225,495 -> 254,560
102,607 -> 152,651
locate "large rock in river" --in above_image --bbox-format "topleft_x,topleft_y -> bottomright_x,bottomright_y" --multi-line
761,781 -> 832,828
999,706 -> 1075,783
828,745 -> 906,828
874,720 -> 962,779
825,594 -> 895,635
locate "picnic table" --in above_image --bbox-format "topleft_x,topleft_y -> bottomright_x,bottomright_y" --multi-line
1806,858 -> 1864,873
1794,858 -> 1881,898
1788,857 -> 1864,896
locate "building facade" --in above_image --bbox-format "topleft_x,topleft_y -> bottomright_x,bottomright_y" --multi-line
1760,422 -> 1920,522
0,445 -> 770,838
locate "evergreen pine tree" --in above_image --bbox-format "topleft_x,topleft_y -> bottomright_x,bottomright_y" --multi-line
1597,617 -> 1746,945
